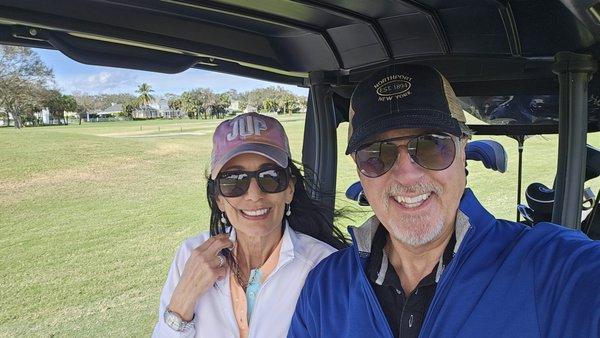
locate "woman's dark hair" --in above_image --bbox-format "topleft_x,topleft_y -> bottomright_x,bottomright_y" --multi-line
207,158 -> 349,250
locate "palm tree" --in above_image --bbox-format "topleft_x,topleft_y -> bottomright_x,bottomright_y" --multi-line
136,83 -> 154,118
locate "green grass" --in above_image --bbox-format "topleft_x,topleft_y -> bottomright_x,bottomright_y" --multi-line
1,116 -> 599,336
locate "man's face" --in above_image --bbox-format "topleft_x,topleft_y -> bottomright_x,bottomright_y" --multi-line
357,128 -> 467,247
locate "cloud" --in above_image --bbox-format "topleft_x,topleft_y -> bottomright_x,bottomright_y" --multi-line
56,71 -> 139,94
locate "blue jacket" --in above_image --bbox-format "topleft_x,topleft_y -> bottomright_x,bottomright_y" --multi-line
288,189 -> 600,337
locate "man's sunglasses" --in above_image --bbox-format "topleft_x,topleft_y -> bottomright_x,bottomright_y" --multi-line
355,133 -> 459,178
216,166 -> 291,197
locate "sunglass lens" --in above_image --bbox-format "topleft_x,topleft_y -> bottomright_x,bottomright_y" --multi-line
258,168 -> 288,193
218,172 -> 250,197
356,142 -> 397,177
411,135 -> 455,170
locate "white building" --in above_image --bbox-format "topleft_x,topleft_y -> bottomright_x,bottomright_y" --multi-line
99,104 -> 123,117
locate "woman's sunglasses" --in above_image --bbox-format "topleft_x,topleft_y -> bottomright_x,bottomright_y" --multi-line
216,166 -> 291,197
355,133 -> 459,178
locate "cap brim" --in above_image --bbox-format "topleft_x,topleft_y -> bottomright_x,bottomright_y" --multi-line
211,143 -> 289,179
346,110 -> 461,154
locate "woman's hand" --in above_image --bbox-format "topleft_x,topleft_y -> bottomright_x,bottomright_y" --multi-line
168,234 -> 233,321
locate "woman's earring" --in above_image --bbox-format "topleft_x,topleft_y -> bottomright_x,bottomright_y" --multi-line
285,204 -> 291,217
220,212 -> 228,225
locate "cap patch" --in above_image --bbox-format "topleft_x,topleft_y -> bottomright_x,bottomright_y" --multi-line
374,74 -> 413,101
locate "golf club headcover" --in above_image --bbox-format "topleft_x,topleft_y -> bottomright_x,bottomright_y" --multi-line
465,140 -> 508,173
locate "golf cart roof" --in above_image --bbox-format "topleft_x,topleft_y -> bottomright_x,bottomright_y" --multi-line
0,0 -> 598,94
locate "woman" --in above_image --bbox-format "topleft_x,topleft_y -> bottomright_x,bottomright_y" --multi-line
153,112 -> 347,337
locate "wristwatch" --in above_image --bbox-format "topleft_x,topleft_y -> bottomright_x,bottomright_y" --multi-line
164,308 -> 195,332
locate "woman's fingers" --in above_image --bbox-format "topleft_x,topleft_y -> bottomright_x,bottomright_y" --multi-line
168,236 -> 234,320
188,235 -> 233,273
195,233 -> 224,250
202,234 -> 234,256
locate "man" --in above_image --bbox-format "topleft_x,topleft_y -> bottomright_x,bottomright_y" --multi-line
288,64 -> 600,337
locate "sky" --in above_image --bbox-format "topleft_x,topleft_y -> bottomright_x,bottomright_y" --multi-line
35,49 -> 309,98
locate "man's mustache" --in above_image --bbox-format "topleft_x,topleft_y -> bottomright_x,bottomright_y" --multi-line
383,181 -> 444,207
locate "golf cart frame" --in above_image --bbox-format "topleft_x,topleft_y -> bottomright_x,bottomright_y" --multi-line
1,0 -> 599,229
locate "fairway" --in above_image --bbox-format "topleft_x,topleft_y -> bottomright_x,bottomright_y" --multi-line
1,116 -> 599,336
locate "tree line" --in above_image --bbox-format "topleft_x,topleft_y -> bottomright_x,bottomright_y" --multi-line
0,46 -> 70,127
0,46 -> 307,128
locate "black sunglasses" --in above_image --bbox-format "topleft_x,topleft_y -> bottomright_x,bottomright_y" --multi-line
355,133 -> 458,178
216,166 -> 291,197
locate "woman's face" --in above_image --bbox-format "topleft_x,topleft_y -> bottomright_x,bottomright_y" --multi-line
215,153 -> 294,240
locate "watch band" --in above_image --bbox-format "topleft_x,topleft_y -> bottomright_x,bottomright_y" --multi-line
164,308 -> 195,332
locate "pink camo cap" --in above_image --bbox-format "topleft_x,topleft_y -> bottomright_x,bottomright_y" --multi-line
210,112 -> 291,179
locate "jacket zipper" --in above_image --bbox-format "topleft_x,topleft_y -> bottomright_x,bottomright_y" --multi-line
418,225 -> 474,337
398,292 -> 409,338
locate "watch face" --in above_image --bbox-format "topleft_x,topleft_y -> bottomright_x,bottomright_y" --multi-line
165,310 -> 182,331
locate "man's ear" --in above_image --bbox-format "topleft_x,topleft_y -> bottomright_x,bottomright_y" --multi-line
459,137 -> 469,162
461,137 -> 469,182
